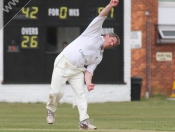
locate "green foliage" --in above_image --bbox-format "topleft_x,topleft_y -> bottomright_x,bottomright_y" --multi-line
0,98 -> 175,132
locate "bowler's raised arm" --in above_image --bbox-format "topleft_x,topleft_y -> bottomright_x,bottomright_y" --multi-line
99,0 -> 119,17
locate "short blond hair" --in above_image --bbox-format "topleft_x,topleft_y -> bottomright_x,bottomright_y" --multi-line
108,33 -> 120,47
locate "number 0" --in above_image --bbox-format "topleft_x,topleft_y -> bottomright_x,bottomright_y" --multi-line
60,7 -> 68,19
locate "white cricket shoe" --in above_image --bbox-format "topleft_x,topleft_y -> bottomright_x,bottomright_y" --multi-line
46,109 -> 55,124
79,119 -> 97,130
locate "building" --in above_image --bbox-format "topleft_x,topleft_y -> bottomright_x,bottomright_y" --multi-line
0,0 -> 131,103
131,0 -> 175,97
1,0 -> 174,103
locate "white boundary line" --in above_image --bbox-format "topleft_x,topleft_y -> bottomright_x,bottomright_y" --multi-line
0,129 -> 170,132
0,129 -> 119,132
1,0 -> 31,30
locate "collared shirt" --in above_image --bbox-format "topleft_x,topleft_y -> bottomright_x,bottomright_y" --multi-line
62,16 -> 107,75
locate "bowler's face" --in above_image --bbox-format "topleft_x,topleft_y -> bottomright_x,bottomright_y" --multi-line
103,35 -> 118,49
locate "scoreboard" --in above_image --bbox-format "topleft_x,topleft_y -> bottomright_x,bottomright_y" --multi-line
3,0 -> 124,84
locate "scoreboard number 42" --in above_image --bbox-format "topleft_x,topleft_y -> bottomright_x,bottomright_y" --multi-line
21,7 -> 38,19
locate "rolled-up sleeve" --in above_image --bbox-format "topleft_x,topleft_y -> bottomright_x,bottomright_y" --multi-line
86,63 -> 98,76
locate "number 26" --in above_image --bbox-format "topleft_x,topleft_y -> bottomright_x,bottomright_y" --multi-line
21,36 -> 38,48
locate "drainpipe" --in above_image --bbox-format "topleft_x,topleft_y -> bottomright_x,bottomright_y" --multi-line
145,2 -> 152,98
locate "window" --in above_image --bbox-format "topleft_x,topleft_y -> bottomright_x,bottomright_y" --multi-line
157,0 -> 175,44
158,25 -> 175,39
158,1 -> 175,25
46,27 -> 80,53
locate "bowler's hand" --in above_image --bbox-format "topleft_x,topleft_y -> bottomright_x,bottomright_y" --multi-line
110,0 -> 119,7
86,83 -> 95,92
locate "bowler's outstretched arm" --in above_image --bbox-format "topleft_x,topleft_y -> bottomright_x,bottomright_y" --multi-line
99,0 -> 119,17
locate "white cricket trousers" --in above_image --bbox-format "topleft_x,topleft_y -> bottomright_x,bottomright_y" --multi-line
46,53 -> 89,121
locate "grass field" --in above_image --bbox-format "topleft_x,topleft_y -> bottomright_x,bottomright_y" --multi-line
0,96 -> 175,132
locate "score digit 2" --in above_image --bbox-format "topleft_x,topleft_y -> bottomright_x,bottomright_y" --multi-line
21,36 -> 39,48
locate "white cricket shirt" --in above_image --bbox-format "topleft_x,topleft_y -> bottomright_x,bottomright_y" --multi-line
62,16 -> 107,75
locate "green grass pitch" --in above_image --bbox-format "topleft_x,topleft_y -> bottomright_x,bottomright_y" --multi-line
0,96 -> 175,132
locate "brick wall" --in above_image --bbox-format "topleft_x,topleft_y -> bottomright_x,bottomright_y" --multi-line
132,0 -> 175,97
152,46 -> 175,96
131,0 -> 158,97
